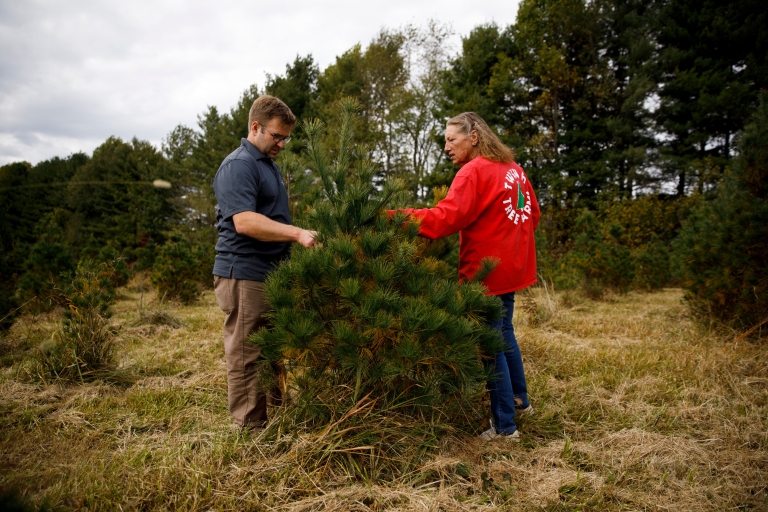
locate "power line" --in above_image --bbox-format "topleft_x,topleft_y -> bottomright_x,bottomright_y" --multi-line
0,179 -> 171,191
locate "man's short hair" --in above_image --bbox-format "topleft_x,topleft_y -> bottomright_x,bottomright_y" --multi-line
249,95 -> 296,129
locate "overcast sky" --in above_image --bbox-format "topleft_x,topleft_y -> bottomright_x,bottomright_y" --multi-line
0,0 -> 520,167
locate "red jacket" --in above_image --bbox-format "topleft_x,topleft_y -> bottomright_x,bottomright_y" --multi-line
400,157 -> 540,295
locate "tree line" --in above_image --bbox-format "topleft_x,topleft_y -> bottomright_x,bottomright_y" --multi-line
1,0 -> 766,333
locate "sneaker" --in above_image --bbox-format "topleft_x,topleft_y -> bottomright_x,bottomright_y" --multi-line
479,428 -> 520,442
516,404 -> 534,416
514,397 -> 534,416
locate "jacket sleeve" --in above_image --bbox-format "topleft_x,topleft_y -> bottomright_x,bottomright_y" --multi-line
399,173 -> 480,240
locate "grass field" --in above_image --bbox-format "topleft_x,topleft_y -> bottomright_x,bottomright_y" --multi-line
1,281 -> 766,511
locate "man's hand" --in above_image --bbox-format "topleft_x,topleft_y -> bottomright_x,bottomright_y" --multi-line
297,229 -> 319,247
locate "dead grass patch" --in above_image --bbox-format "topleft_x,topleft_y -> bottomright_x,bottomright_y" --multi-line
1,287 -> 766,511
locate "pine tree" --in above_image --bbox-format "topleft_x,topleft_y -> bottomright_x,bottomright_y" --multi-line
250,99 -> 504,436
654,0 -> 767,196
674,94 -> 768,332
150,231 -> 205,304
439,24 -> 524,188
35,259 -> 119,383
66,137 -> 174,256
560,209 -> 635,297
0,161 -> 33,328
265,55 -> 320,133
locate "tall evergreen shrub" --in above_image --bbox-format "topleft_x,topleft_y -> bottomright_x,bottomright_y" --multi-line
674,95 -> 768,332
558,209 -> 634,297
17,217 -> 72,311
631,233 -> 672,291
35,259 -> 118,382
150,232 -> 205,304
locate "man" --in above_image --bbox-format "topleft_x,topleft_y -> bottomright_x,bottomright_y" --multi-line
213,95 -> 317,431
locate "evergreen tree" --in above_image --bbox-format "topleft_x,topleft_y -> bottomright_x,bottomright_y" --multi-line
163,85 -> 259,251
277,150 -> 323,225
440,24 -> 520,149
514,0 -> 637,206
315,31 -> 411,182
0,162 -> 35,258
66,137 -> 174,258
251,99 -> 504,433
27,153 -> 88,214
35,259 -> 119,382
654,0 -> 768,196
265,54 -> 320,132
15,238 -> 75,313
0,162 -> 34,328
0,154 -> 87,326
674,94 -> 768,331
150,231 -> 206,304
598,0 -> 658,197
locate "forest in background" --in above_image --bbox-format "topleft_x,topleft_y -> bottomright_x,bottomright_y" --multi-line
1,0 -> 766,335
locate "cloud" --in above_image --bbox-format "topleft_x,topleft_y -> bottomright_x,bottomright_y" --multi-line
0,0 -> 518,166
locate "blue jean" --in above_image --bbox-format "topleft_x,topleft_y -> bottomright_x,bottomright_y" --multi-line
487,292 -> 529,435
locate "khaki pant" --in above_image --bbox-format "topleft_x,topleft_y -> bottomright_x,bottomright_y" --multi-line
214,276 -> 281,428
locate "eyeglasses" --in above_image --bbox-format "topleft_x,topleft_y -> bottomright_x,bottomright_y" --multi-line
261,126 -> 292,144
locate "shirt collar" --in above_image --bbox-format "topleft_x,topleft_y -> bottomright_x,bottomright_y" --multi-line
241,137 -> 270,162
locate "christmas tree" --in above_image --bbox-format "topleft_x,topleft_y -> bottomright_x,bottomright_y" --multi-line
250,100 -> 504,444
674,94 -> 768,333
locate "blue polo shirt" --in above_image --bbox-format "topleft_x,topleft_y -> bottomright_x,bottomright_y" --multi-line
212,138 -> 292,281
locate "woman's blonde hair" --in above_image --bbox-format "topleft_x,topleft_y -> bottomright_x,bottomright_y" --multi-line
447,112 -> 515,163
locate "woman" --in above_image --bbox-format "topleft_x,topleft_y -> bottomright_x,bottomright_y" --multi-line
397,112 -> 539,441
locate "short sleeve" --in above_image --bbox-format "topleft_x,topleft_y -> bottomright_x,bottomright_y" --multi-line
214,158 -> 260,220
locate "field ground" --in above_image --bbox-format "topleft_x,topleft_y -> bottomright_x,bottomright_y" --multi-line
1,283 -> 766,511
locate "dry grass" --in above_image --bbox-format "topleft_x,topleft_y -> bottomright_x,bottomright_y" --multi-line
1,286 -> 766,511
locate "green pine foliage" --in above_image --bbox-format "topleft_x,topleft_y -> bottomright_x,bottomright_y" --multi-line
563,210 -> 634,297
251,100 -> 504,434
66,137 -> 175,254
150,232 -> 206,304
15,239 -> 75,313
34,259 -> 118,383
93,246 -> 130,289
0,288 -> 15,332
674,95 -> 768,332
631,233 -> 672,292
14,209 -> 81,313
278,150 -> 323,225
655,0 -> 767,196
538,195 -> 692,296
1,162 -> 36,328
